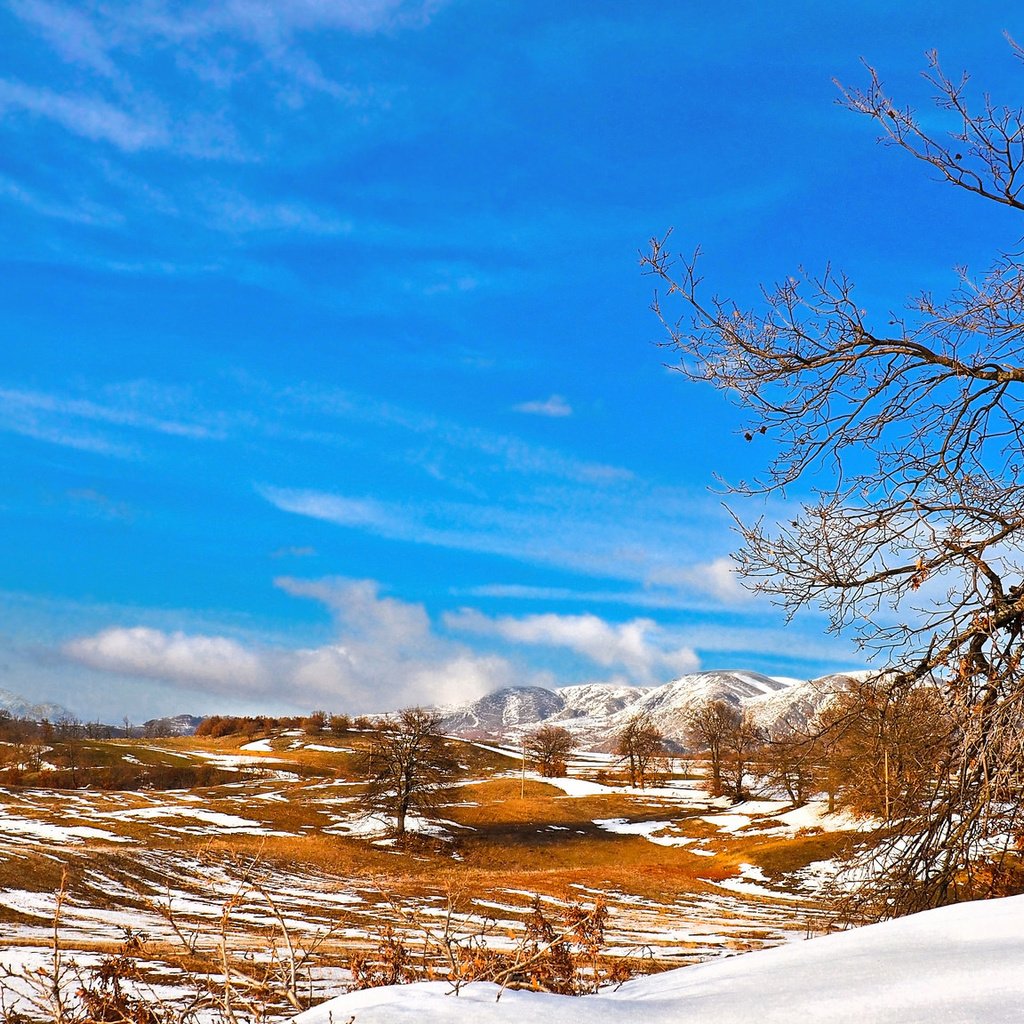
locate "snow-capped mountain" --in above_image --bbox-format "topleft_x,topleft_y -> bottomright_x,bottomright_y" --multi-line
440,685 -> 568,738
440,670 -> 859,750
0,687 -> 74,722
745,671 -> 868,736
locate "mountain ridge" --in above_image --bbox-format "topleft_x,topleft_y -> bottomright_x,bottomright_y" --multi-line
0,687 -> 74,722
439,669 -> 865,750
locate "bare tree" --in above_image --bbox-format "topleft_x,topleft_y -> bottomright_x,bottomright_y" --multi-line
525,725 -> 575,778
686,698 -> 740,796
615,714 -> 668,788
721,709 -> 765,803
357,707 -> 461,836
761,725 -> 816,807
812,682 -> 948,822
644,41 -> 1024,914
302,710 -> 327,736
329,712 -> 351,737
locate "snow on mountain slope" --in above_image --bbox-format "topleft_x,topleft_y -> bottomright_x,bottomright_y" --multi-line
615,670 -> 789,744
555,683 -> 649,719
142,713 -> 204,736
0,687 -> 73,722
439,670 -> 868,751
439,686 -> 566,737
294,894 -> 1024,1024
746,672 -> 861,735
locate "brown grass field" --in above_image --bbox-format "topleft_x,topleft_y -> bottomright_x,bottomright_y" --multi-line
0,728 -> 864,1016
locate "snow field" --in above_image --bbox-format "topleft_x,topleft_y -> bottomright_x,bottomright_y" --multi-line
294,894 -> 1024,1024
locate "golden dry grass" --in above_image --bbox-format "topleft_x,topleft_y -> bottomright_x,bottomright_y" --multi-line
0,729 -> 861,982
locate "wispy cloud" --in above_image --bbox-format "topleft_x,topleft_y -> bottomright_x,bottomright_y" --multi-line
122,0 -> 446,45
514,394 -> 572,418
270,545 -> 317,559
66,488 -> 135,522
0,173 -> 124,226
260,483 -> 753,609
0,79 -> 168,151
9,0 -> 443,120
8,0 -> 120,77
287,385 -> 630,485
0,384 -> 228,456
450,581 -> 739,611
200,189 -> 354,235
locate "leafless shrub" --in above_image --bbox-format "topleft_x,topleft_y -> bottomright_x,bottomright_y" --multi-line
347,884 -> 637,1000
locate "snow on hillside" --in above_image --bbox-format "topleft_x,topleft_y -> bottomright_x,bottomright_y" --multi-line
142,713 -> 204,736
0,687 -> 73,722
294,894 -> 1024,1024
554,683 -> 650,719
440,685 -> 566,737
745,672 -> 859,735
441,670 -> 836,751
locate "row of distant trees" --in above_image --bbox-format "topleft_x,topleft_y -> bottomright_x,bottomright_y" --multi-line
194,710 -> 382,739
686,682 -> 949,820
523,718 -> 669,788
3,688 -> 948,827
354,681 -> 955,847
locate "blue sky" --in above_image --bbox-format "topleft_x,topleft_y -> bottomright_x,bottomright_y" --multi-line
2,1 -> 1022,721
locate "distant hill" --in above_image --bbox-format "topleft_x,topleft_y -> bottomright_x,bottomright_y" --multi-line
0,687 -> 74,722
439,670 -> 864,751
141,714 -> 203,737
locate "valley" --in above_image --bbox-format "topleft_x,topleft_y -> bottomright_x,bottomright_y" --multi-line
0,720 -> 865,1019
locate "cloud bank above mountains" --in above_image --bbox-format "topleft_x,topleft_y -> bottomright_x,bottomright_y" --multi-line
61,576 -> 723,711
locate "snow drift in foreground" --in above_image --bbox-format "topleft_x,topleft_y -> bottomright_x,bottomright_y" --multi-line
293,894 -> 1024,1024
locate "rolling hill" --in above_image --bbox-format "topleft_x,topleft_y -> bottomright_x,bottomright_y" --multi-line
439,670 -> 866,750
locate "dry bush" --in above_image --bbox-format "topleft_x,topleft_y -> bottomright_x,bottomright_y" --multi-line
347,886 -> 636,999
0,862 -> 340,1024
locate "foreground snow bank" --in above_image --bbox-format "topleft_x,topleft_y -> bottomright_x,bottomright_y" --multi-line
293,894 -> 1024,1024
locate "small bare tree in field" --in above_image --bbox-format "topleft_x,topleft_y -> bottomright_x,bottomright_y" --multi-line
302,710 -> 327,736
761,725 -> 816,807
615,714 -> 668,788
525,725 -> 575,777
686,698 -> 739,796
721,710 -> 765,803
357,707 -> 461,836
644,40 -> 1024,914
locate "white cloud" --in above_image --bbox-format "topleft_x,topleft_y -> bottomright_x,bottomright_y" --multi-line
62,578 -> 542,712
443,608 -> 700,685
514,394 -> 572,418
65,627 -> 269,690
646,556 -> 752,604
